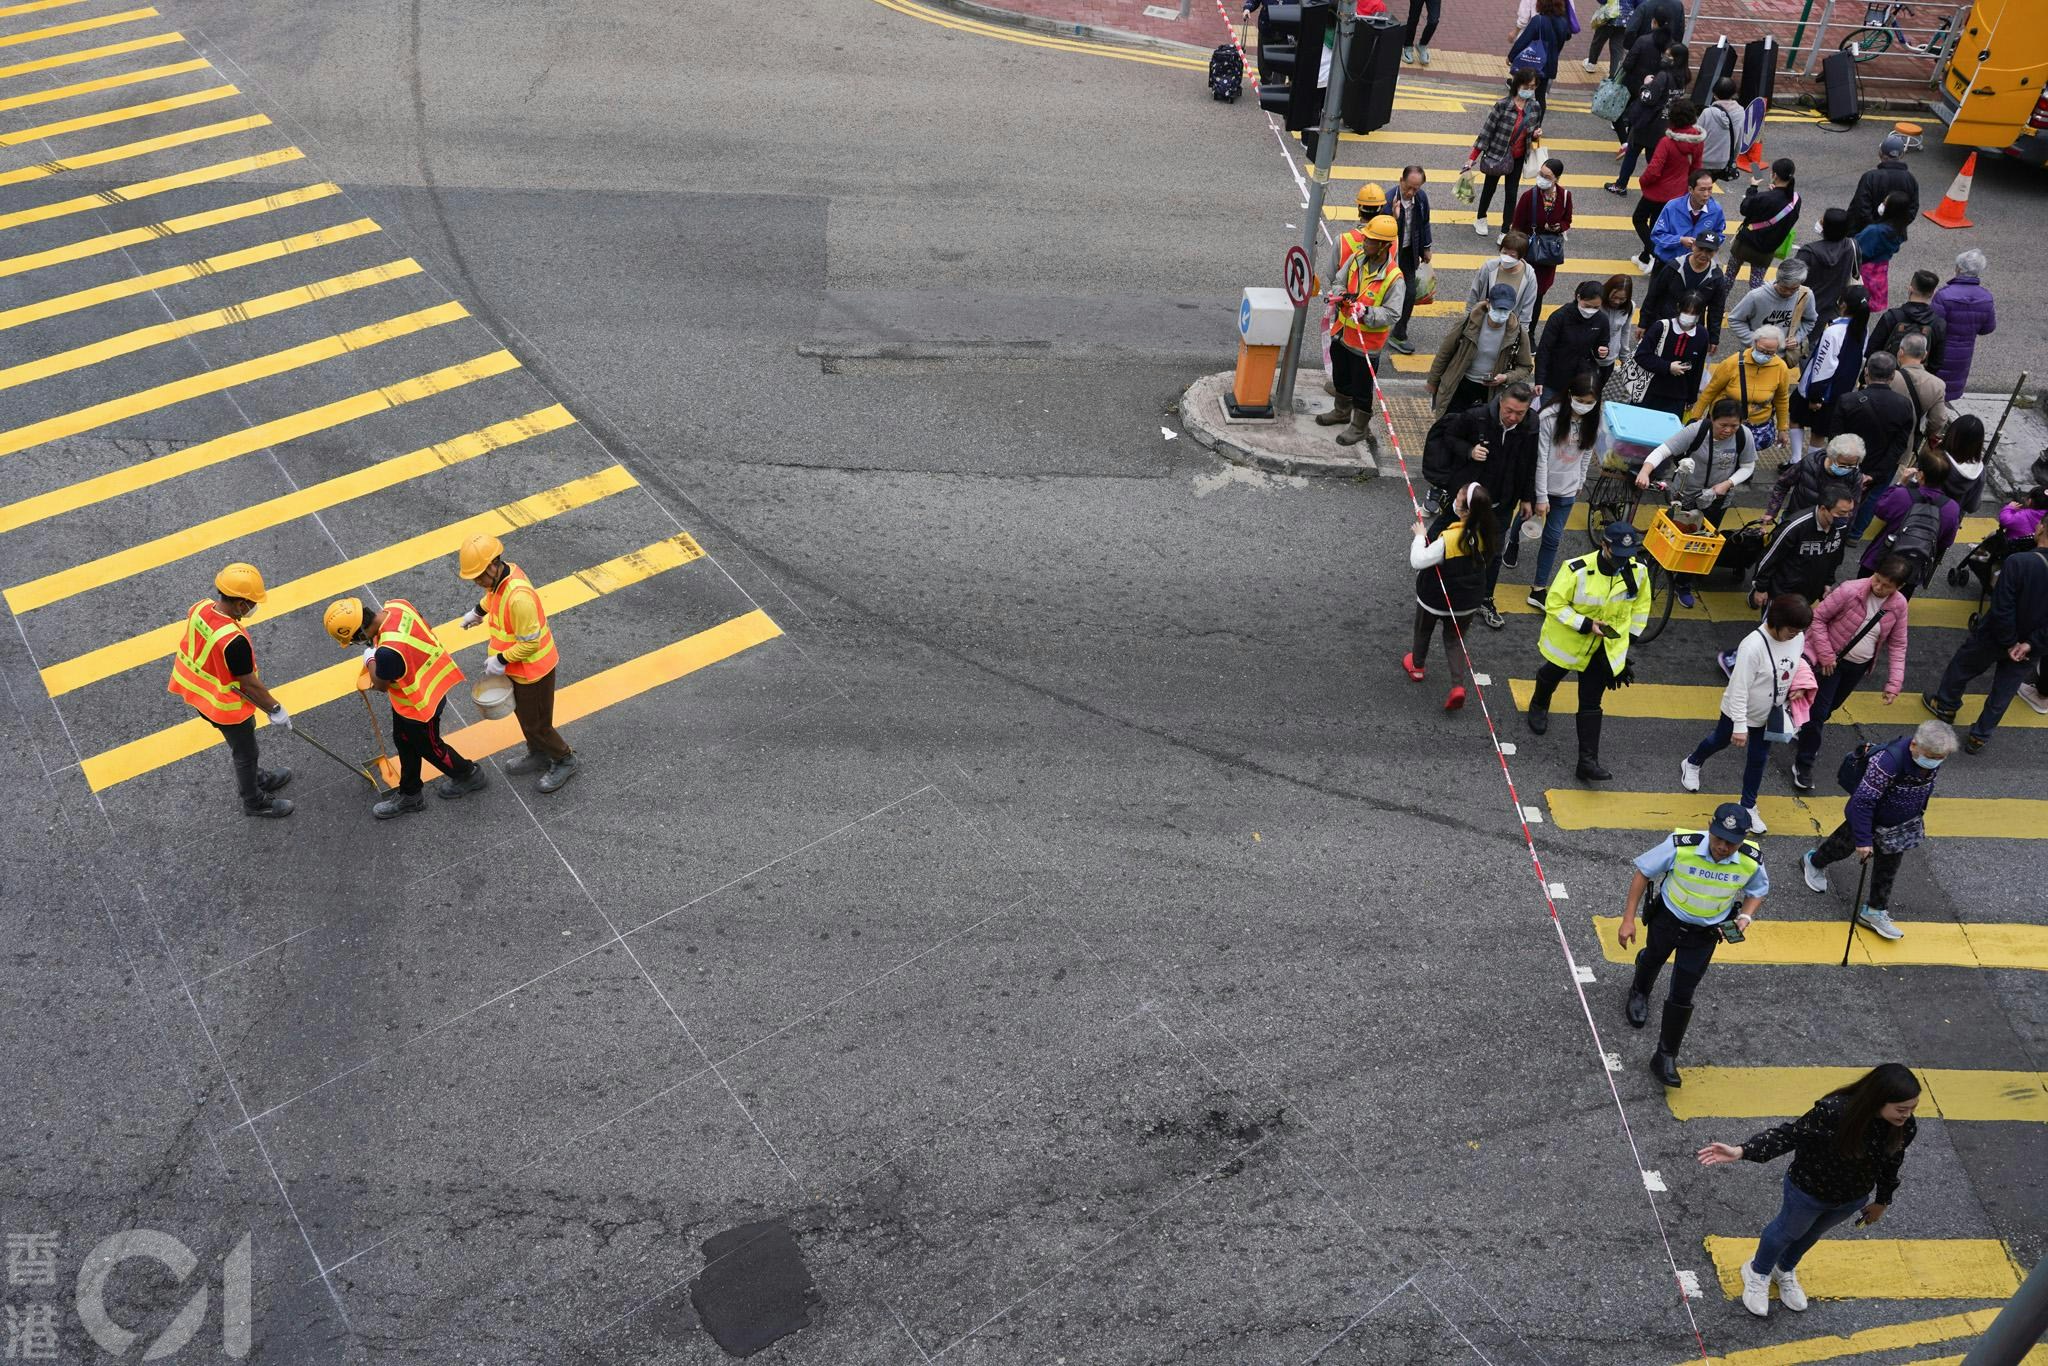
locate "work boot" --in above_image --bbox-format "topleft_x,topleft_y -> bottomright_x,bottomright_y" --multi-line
1315,399 -> 1354,427
1650,1001 -> 1693,1088
1525,701 -> 1550,735
1334,413 -> 1374,448
373,791 -> 427,820
436,766 -> 490,800
503,750 -> 549,776
536,755 -> 579,794
1576,711 -> 1611,780
257,766 -> 292,793
244,796 -> 294,819
1625,987 -> 1649,1028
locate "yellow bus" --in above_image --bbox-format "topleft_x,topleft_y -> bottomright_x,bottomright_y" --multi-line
1934,0 -> 2047,164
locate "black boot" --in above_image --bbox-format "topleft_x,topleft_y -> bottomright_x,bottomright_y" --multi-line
1626,988 -> 1650,1028
1650,1001 -> 1693,1088
1526,689 -> 1551,735
1575,710 -> 1612,781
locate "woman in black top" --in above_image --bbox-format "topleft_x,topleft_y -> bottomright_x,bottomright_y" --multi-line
1732,158 -> 1801,291
1406,482 -> 1499,711
1698,1065 -> 1920,1318
1634,289 -> 1709,415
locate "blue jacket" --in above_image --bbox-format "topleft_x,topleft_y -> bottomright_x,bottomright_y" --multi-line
1649,198 -> 1727,264
1383,185 -> 1433,257
1509,14 -> 1571,78
1844,738 -> 1937,846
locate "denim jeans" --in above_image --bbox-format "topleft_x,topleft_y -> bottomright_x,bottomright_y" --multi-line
1687,712 -> 1772,807
1751,1174 -> 1868,1275
1508,496 -> 1577,594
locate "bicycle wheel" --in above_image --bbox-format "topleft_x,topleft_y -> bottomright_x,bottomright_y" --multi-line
1636,562 -> 1676,644
1584,473 -> 1629,550
1840,27 -> 1890,60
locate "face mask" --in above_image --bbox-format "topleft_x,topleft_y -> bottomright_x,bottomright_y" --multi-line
1913,753 -> 1944,770
1826,461 -> 1853,476
1677,313 -> 1699,328
1499,254 -> 1519,269
1570,399 -> 1596,415
1514,90 -> 1530,101
1487,307 -> 1510,324
1752,349 -> 1771,364
1537,174 -> 1555,189
1579,304 -> 1599,317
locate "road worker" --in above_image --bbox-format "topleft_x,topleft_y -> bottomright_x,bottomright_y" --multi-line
167,563 -> 293,818
456,532 -> 577,793
1316,212 -> 1405,455
322,596 -> 487,819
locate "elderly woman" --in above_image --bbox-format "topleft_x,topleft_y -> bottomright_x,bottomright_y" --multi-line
1691,322 -> 1793,455
1931,250 -> 1995,402
1799,719 -> 1958,940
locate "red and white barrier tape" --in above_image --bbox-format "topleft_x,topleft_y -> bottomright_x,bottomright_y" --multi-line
1212,0 -> 1259,91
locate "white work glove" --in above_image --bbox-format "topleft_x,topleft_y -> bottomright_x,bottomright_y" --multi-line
461,608 -> 485,629
484,654 -> 508,677
361,646 -> 378,670
268,704 -> 292,731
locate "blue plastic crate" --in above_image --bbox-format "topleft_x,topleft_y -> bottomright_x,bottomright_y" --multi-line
1602,403 -> 1681,464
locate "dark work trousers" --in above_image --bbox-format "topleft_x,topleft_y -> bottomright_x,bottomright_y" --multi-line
213,716 -> 262,810
1329,340 -> 1379,406
511,668 -> 573,761
1812,821 -> 1903,908
1446,376 -> 1489,415
1631,194 -> 1668,257
1531,639 -> 1621,757
1477,165 -> 1524,222
1411,606 -> 1475,666
1630,895 -> 1723,1007
1403,0 -> 1440,46
391,697 -> 478,795
1793,655 -> 1874,768
1586,22 -> 1624,73
1932,630 -> 2033,742
1393,246 -> 1421,341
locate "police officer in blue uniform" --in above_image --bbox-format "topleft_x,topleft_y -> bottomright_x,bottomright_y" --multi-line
1619,802 -> 1770,1087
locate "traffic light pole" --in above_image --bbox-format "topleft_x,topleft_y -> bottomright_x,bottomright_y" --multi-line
1960,1255 -> 2048,1365
1272,0 -> 1353,414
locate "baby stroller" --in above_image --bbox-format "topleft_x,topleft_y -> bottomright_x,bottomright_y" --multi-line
1945,469 -> 2048,628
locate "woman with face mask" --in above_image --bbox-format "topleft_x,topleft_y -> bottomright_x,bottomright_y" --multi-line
1510,156 -> 1573,323
1466,71 -> 1545,239
1634,288 -> 1708,415
1406,482 -> 1500,710
1796,720 -> 1958,940
1507,370 -> 1608,607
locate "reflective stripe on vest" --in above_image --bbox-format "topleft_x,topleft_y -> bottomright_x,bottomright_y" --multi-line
483,564 -> 558,682
1658,831 -> 1760,926
378,599 -> 463,721
1336,248 -> 1400,353
166,600 -> 255,724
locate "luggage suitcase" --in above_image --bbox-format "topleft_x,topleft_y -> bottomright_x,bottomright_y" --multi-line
1209,40 -> 1244,101
1820,49 -> 1861,125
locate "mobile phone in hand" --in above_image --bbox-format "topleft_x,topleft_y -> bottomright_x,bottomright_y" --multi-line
1719,919 -> 1746,944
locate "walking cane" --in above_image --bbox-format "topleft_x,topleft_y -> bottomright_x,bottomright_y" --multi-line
1839,855 -> 1872,967
289,722 -> 379,789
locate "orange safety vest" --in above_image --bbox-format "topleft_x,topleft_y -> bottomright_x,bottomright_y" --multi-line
166,600 -> 256,725
482,563 -> 558,682
377,599 -> 463,721
1335,245 -> 1400,355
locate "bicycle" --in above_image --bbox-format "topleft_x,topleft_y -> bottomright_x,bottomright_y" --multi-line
1576,466 -> 1724,643
1839,1 -> 1959,63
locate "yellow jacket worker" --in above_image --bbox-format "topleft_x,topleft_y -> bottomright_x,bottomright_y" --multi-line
458,533 -> 577,793
1525,521 -> 1652,781
166,563 -> 293,818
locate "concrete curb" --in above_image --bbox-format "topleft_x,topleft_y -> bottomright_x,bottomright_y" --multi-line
920,0 -> 1214,60
1175,369 -> 1382,478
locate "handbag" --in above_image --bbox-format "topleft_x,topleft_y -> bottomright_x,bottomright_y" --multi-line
1592,0 -> 1621,20
1758,630 -> 1796,743
1527,230 -> 1566,267
1874,815 -> 1925,854
1512,37 -> 1549,72
1566,2 -> 1581,35
1592,76 -> 1631,121
1736,360 -> 1778,452
1411,260 -> 1437,304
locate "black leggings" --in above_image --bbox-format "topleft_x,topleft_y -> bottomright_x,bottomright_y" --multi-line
1586,23 -> 1624,72
391,698 -> 478,794
1403,0 -> 1440,46
1630,897 -> 1722,1007
1412,606 -> 1474,665
1632,194 -> 1667,256
1477,165 -> 1523,220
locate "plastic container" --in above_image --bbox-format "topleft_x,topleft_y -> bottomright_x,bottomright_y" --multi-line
471,676 -> 515,720
1646,509 -> 1725,573
1602,403 -> 1682,467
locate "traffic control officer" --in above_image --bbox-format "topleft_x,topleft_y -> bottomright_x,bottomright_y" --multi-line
167,563 -> 294,818
322,596 -> 487,819
456,533 -> 577,793
1316,213 -> 1405,455
1619,802 -> 1769,1088
1526,520 -> 1652,781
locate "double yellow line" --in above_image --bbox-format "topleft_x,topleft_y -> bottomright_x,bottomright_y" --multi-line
869,0 -> 1204,71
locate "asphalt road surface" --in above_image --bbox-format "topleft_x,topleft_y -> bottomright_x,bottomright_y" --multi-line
0,0 -> 2040,1363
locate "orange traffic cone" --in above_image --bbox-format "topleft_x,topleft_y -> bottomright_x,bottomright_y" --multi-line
1735,134 -> 1764,173
1923,153 -> 1977,229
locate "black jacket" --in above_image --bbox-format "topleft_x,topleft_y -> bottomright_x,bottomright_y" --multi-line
1867,300 -> 1948,374
1623,0 -> 1685,45
1846,159 -> 1920,235
1793,236 -> 1860,320
1640,256 -> 1731,347
1831,382 -> 1917,486
1536,306 -> 1611,395
1423,397 -> 1539,510
1766,449 -> 1859,521
1632,317 -> 1707,415
1752,507 -> 1851,601
1736,183 -> 1800,256
1617,31 -> 1668,98
1740,1096 -> 1913,1205
1984,545 -> 2048,652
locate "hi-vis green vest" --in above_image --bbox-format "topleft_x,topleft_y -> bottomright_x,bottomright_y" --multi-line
1658,830 -> 1762,926
1539,552 -> 1651,673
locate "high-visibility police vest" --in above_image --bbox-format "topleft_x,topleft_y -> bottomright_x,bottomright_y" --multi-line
166,600 -> 256,725
1537,553 -> 1651,674
377,599 -> 463,721
482,562 -> 558,682
1334,245 -> 1400,354
1657,830 -> 1762,927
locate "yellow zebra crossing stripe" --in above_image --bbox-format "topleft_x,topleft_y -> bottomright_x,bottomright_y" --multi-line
1704,1237 -> 2022,1302
1552,789 -> 2046,839
0,351 -> 520,538
1591,916 -> 2048,971
1323,201 -> 1640,232
1507,678 -> 2046,730
1497,587 -> 1979,630
0,182 -> 340,280
1553,501 -> 1999,543
41,464 -> 638,696
1666,1066 -> 2048,1122
0,6 -> 154,50
1689,1309 -> 2001,1366
0,111 -> 269,189
0,82 -> 236,146
81,528 -> 702,792
1307,129 -> 1619,153
0,30 -> 181,81
0,145 -> 304,232
5,402 -> 573,614
0,52 -> 205,111
0,0 -> 96,19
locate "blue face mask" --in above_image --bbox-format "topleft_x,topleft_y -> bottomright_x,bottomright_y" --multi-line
1913,753 -> 1943,769
1751,348 -> 1770,365
1826,462 -> 1853,476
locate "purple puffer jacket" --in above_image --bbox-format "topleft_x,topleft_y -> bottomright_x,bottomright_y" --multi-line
1931,275 -> 1995,401
1845,737 -> 1937,846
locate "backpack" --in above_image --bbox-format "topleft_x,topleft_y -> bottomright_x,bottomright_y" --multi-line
1879,495 -> 1945,585
1208,42 -> 1243,101
1882,310 -> 1933,359
1837,736 -> 1907,794
1513,37 -> 1550,72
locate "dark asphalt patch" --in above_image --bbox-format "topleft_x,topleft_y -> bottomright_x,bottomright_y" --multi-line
688,1218 -> 818,1358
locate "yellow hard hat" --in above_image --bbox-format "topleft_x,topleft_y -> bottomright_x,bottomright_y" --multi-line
1355,184 -> 1387,211
214,562 -> 266,603
1363,214 -> 1400,243
323,597 -> 365,646
457,531 -> 503,581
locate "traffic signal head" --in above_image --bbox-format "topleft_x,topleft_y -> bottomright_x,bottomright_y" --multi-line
1257,0 -> 1336,133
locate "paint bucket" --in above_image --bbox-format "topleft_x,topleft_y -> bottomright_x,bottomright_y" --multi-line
472,676 -> 515,720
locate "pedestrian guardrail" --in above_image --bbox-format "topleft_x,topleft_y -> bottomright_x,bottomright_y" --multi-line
1682,0 -> 1971,99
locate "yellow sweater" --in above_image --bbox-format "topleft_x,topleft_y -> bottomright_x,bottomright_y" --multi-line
1689,351 -> 1792,435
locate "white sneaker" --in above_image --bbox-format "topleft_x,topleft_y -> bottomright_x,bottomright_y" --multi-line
1746,806 -> 1768,834
1581,57 -> 1597,72
1680,759 -> 1701,792
2019,682 -> 2048,715
1858,905 -> 1904,940
1801,850 -> 1828,894
1740,1261 -> 1771,1317
1773,1267 -> 1809,1312
1474,218 -> 1490,236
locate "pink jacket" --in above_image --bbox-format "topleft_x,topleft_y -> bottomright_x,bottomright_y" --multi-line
1787,658 -> 1818,729
1803,577 -> 1910,698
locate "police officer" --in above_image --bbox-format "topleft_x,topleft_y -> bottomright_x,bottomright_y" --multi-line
1619,802 -> 1770,1088
1526,520 -> 1652,781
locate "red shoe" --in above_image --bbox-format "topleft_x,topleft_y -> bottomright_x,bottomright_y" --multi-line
1445,685 -> 1467,710
1402,652 -> 1426,681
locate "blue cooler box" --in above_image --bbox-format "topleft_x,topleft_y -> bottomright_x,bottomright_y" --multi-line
1602,403 -> 1680,466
